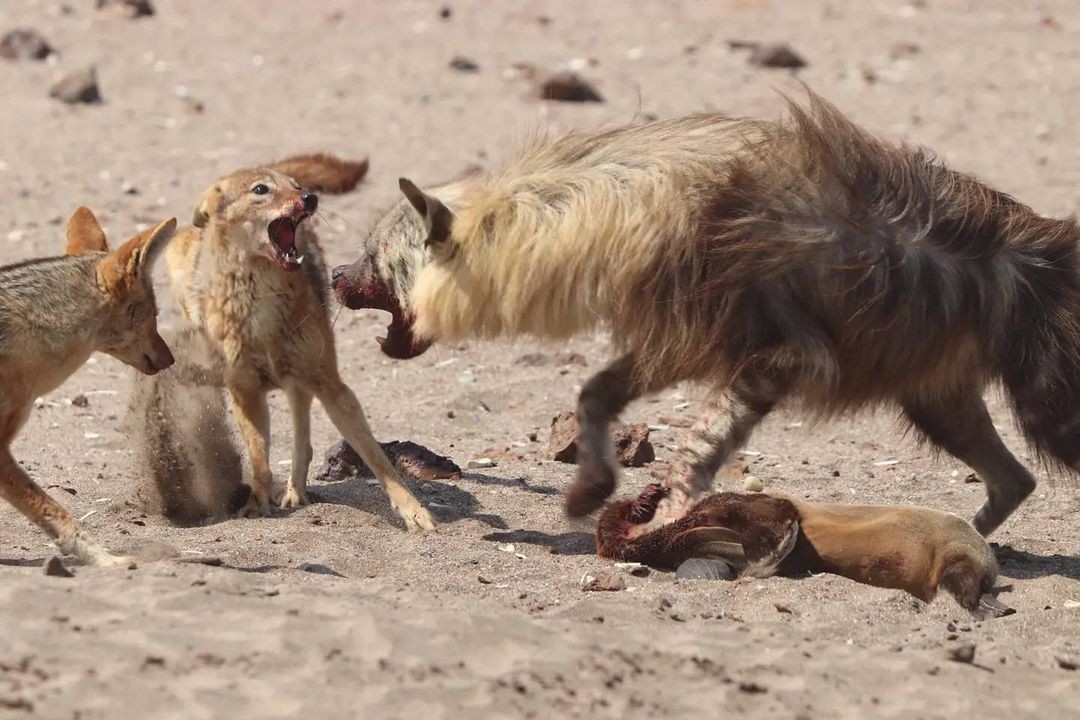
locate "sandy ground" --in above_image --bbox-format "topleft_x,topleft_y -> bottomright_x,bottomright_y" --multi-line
1,1 -> 1078,718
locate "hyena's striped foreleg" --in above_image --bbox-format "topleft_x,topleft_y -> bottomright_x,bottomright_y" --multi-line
632,374 -> 786,536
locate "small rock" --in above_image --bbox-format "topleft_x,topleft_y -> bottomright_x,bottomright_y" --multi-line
548,411 -> 580,463
477,575 -> 492,585
737,681 -> 767,694
676,558 -> 735,580
614,562 -> 650,577
1056,655 -> 1078,671
0,29 -> 54,61
774,603 -> 798,615
947,643 -> 977,664
612,423 -> 655,466
748,43 -> 807,69
70,394 -> 89,408
964,473 -> 981,484
581,572 -> 627,592
49,67 -> 102,105
181,96 -> 205,114
121,182 -> 139,196
548,412 -> 655,467
743,475 -> 765,493
314,439 -> 461,482
438,5 -> 452,20
43,556 -> 74,578
537,72 -> 603,103
467,458 -> 496,469
449,55 -> 479,72
96,0 -> 154,19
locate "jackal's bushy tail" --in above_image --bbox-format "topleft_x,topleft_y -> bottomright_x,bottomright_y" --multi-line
268,153 -> 369,194
128,325 -> 248,525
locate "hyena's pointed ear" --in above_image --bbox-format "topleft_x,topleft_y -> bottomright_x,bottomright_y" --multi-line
192,185 -> 221,228
65,206 -> 110,255
399,178 -> 454,249
100,217 -> 178,291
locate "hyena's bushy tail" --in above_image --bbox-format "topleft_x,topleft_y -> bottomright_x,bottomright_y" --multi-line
127,325 -> 249,525
267,153 -> 369,194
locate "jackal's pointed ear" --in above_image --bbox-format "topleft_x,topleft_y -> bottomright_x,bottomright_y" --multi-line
100,217 -> 177,292
65,206 -> 110,255
192,185 -> 221,228
399,178 -> 453,249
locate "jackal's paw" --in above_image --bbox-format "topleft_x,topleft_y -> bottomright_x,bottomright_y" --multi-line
279,486 -> 310,509
238,493 -> 271,518
395,501 -> 437,533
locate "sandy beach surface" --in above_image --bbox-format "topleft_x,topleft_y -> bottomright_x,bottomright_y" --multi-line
0,1 -> 1077,718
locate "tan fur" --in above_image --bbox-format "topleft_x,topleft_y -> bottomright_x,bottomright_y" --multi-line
165,156 -> 434,529
337,90 -> 1080,534
0,208 -> 176,566
781,497 -> 999,607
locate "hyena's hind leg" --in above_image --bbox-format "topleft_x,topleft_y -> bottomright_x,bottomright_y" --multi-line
566,354 -> 652,517
902,388 -> 1036,537
633,374 -> 787,536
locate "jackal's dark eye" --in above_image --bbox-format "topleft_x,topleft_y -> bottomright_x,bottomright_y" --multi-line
251,184 -> 270,195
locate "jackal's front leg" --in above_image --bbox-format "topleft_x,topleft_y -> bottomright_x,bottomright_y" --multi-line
316,381 -> 435,532
228,386 -> 273,517
280,383 -> 313,509
0,448 -> 133,567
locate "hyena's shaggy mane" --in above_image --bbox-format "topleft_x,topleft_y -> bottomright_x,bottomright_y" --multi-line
413,92 -> 1080,471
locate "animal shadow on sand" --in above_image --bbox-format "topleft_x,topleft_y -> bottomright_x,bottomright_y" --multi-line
312,474 -> 507,529
992,543 -> 1080,581
483,528 -> 596,556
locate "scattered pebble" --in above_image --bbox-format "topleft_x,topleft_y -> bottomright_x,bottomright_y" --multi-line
947,643 -> 977,664
49,66 -> 102,104
1056,655 -> 1078,671
748,43 -> 807,70
96,0 -> 155,19
468,457 -> 496,469
449,55 -> 478,72
537,72 -> 603,103
581,572 -> 627,592
43,556 -> 74,578
0,29 -> 54,61
743,475 -> 764,493
70,394 -> 89,408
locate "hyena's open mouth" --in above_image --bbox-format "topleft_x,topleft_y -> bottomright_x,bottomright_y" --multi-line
267,212 -> 310,271
331,268 -> 432,359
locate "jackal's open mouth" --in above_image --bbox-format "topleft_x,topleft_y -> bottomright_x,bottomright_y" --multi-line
267,213 -> 310,270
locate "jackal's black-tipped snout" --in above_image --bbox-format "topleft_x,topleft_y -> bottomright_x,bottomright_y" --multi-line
302,193 -> 318,213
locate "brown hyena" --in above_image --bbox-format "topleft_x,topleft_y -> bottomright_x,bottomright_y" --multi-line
331,90 -> 1080,536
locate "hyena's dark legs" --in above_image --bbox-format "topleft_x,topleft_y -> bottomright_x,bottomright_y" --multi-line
902,388 -> 1036,537
635,373 -> 786,534
566,354 -> 649,517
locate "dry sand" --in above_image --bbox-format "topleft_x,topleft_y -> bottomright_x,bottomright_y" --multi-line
0,1 -> 1078,718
